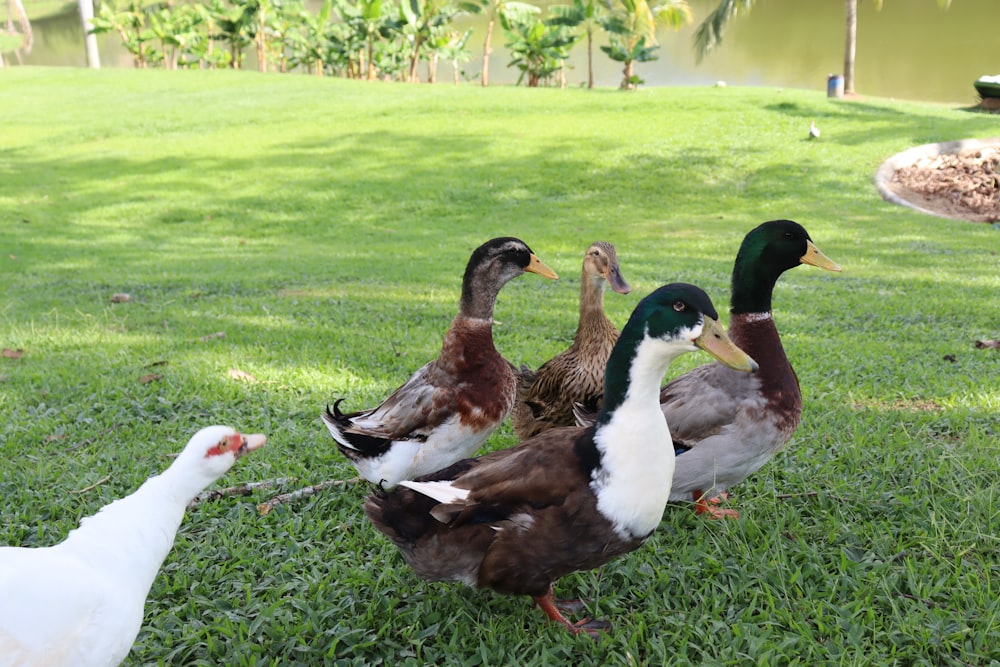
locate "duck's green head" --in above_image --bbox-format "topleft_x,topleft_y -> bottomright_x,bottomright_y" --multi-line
599,283 -> 757,421
731,219 -> 841,314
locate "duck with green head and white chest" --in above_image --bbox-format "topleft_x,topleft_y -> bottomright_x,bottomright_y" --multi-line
322,237 -> 558,490
363,283 -> 757,636
659,219 -> 841,518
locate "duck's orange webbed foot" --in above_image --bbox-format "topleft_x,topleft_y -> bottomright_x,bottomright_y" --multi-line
693,490 -> 740,520
533,586 -> 609,639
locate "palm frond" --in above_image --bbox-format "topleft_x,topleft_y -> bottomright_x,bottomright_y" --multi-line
692,0 -> 754,64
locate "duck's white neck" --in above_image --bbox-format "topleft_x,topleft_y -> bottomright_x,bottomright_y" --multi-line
591,336 -> 690,539
57,462 -> 215,594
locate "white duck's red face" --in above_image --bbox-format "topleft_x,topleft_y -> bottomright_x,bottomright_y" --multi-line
204,432 -> 267,460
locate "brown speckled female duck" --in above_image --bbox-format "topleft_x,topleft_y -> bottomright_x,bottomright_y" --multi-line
322,237 -> 558,489
364,283 -> 757,636
512,241 -> 631,440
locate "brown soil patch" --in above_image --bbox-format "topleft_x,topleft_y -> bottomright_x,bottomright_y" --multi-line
882,145 -> 1000,222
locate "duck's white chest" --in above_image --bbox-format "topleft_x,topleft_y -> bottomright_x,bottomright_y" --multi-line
591,403 -> 675,539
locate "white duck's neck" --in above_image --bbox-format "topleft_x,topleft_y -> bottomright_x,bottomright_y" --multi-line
592,336 -> 689,539
57,463 -> 213,592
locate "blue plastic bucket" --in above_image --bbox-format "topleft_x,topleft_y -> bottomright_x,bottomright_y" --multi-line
827,74 -> 844,98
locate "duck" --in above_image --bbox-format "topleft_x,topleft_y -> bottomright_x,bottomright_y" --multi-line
0,426 -> 266,667
364,283 -> 757,636
809,121 -> 821,139
658,219 -> 840,518
322,237 -> 558,489
511,241 -> 631,440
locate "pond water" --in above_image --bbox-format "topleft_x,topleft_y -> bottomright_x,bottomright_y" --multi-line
13,0 -> 1000,104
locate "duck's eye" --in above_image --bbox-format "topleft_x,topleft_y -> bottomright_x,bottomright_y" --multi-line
784,232 -> 794,239
205,438 -> 231,458
673,301 -> 686,312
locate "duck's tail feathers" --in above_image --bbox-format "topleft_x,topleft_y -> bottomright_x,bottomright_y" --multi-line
322,400 -> 393,459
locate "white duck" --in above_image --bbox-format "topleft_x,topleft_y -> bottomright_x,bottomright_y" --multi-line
0,426 -> 266,667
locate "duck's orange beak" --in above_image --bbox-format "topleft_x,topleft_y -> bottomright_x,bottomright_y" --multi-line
526,253 -> 559,280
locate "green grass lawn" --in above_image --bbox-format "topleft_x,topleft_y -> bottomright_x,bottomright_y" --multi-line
2,67 -> 998,665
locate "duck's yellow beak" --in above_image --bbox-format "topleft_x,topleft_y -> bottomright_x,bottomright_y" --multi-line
525,253 -> 559,280
801,240 -> 842,272
695,317 -> 758,373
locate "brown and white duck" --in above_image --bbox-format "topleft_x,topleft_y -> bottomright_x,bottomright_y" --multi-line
364,283 -> 757,636
511,241 -> 631,440
322,237 -> 558,489
659,219 -> 841,518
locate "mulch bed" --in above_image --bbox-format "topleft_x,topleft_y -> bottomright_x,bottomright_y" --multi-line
888,145 -> 1000,223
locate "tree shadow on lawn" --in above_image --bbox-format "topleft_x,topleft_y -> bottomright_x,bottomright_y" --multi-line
4,135 -> 762,280
8,96 -> 992,279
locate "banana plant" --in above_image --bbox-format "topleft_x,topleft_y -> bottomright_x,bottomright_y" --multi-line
549,0 -> 604,88
341,0 -> 403,80
502,7 -> 581,87
599,34 -> 656,89
398,0 -> 450,82
286,0 -> 336,75
185,2 -> 233,68
208,0 -> 259,69
88,0 -> 151,68
429,28 -> 473,84
147,6 -> 187,69
468,0 -> 538,86
600,0 -> 691,89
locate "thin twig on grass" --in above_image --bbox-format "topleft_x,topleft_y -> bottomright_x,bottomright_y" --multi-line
256,478 -> 363,516
72,474 -> 112,494
187,477 -> 298,510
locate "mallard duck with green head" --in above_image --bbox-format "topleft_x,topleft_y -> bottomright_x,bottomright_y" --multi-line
660,219 -> 841,518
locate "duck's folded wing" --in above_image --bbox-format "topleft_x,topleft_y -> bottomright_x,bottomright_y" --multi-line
353,362 -> 461,440
659,364 -> 747,444
456,428 -> 591,508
